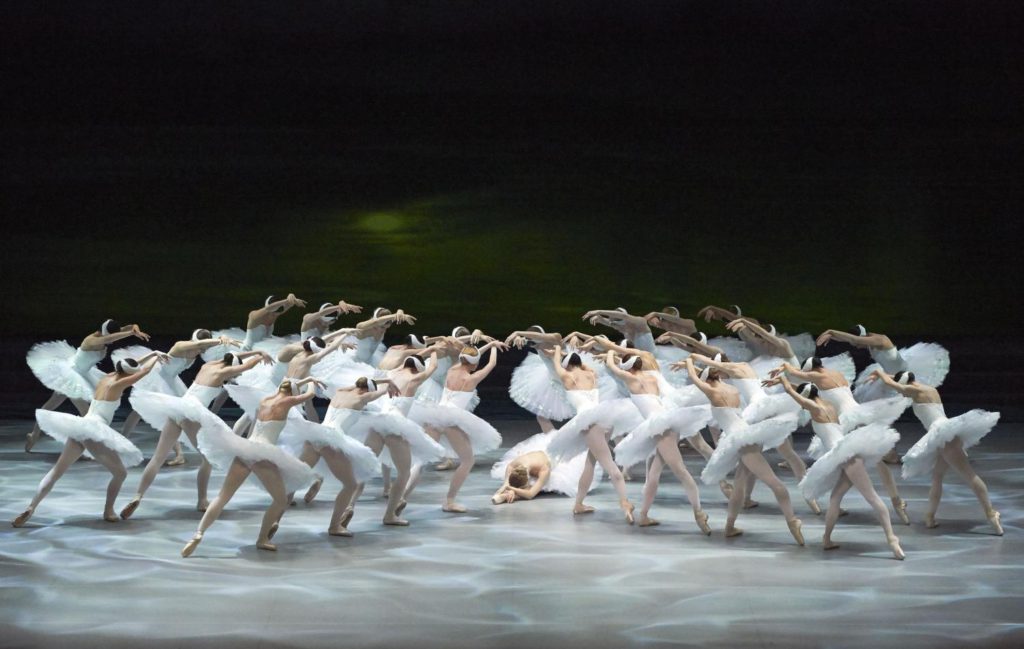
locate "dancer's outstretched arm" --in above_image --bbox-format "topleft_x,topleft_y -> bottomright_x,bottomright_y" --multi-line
816,329 -> 891,349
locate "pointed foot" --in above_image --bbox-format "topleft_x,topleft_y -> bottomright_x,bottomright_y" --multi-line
788,518 -> 805,546
120,498 -> 141,520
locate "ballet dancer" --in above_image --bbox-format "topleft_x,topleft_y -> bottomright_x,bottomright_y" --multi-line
405,343 -> 506,512
607,351 -> 713,534
506,326 -> 576,433
25,319 -> 151,451
325,376 -> 445,527
183,378 -> 321,556
771,356 -> 912,524
545,347 -> 638,523
299,300 -> 362,340
13,354 -> 165,527
120,350 -> 273,518
700,305 -> 816,361
315,307 -> 417,390
686,357 -> 805,545
491,450 -> 553,504
767,375 -> 905,559
868,370 -> 1002,534
114,329 -> 242,465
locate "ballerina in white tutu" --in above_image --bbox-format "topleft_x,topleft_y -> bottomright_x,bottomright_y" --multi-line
13,354 -> 166,527
867,370 -> 1002,535
405,343 -> 506,512
25,319 -> 151,452
314,307 -> 417,392
686,357 -> 805,545
766,375 -> 905,559
543,347 -> 638,523
183,378 -> 321,556
772,356 -> 912,524
491,450 -> 554,504
505,326 -> 576,433
299,300 -> 362,340
700,305 -> 816,361
119,350 -> 274,519
114,329 -> 242,466
605,351 -> 713,534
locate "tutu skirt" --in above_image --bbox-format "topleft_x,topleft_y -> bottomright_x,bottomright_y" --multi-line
35,409 -> 143,467
799,424 -> 900,499
342,409 -> 445,466
280,418 -> 381,483
408,402 -> 502,454
613,405 -> 712,469
26,341 -> 103,401
196,420 -> 317,494
490,431 -> 604,497
902,410 -> 1000,479
854,342 -> 952,402
700,413 -> 799,484
508,354 -> 575,421
547,399 -> 644,462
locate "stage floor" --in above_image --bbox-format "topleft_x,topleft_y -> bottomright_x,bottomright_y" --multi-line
1,419 -> 1022,649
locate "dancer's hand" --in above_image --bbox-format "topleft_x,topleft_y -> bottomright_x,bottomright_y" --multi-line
287,293 -> 307,308
767,365 -> 785,378
339,300 -> 362,314
669,360 -> 687,372
509,335 -> 528,349
816,330 -> 834,347
655,332 -> 674,344
761,376 -> 782,388
131,324 -> 151,342
864,369 -> 883,384
259,351 -> 275,365
697,306 -> 719,322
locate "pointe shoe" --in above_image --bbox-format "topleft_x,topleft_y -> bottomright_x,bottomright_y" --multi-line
103,512 -> 119,523
924,512 -> 939,529
340,507 -> 354,528
267,522 -> 279,541
882,449 -> 902,465
12,509 -> 34,528
197,500 -> 209,513
787,518 -> 805,546
806,499 -> 822,516
164,455 -> 186,467
893,498 -> 911,525
823,538 -> 840,550
573,504 -> 596,515
623,503 -> 636,526
181,532 -> 203,558
328,525 -> 353,537
382,487 -> 391,498
120,497 -> 141,520
442,502 -> 468,513
304,477 -> 323,504
719,480 -> 733,499
987,510 -> 1004,536
887,535 -> 905,560
695,510 -> 712,536
395,500 -> 408,516
383,516 -> 410,526
256,541 -> 278,552
777,460 -> 791,471
725,526 -> 744,538
434,458 -> 456,471
24,430 -> 40,453
743,499 -> 759,510
637,515 -> 660,527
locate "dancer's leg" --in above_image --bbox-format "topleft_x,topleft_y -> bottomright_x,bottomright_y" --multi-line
182,424 -> 212,510
382,437 -> 412,525
875,461 -> 909,524
441,427 -> 474,512
584,427 -> 633,522
573,451 -> 598,514
121,421 -> 182,518
925,455 -> 948,528
537,416 -> 554,433
322,449 -> 358,536
402,426 -> 443,499
823,473 -> 853,548
940,439 -> 1001,534
121,411 -> 142,437
739,448 -> 803,544
182,459 -> 251,556
639,453 -> 663,525
13,440 -> 85,525
725,464 -> 749,536
302,399 -> 320,423
777,437 -> 819,514
251,462 -> 289,550
83,441 -> 128,522
297,442 -> 323,504
845,459 -> 904,559
26,392 -> 67,451
656,434 -> 710,533
688,431 -> 732,498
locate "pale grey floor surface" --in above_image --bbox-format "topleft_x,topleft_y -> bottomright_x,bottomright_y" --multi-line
1,419 -> 1022,649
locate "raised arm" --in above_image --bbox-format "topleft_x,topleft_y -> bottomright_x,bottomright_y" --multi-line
816,328 -> 891,349
282,379 -> 323,406
90,323 -> 150,346
603,350 -> 635,381
645,311 -> 697,334
865,369 -> 919,397
112,354 -> 166,389
768,374 -> 819,412
254,294 -> 305,319
772,362 -> 815,382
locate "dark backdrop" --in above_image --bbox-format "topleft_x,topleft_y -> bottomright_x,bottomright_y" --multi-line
1,2 -> 1022,414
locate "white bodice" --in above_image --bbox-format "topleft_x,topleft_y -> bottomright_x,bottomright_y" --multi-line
353,336 -> 380,364
72,347 -> 105,373
432,355 -> 454,381
567,389 -> 600,414
160,354 -> 194,379
811,420 -> 845,450
629,393 -> 663,418
324,405 -> 360,431
440,388 -> 475,410
912,402 -> 947,429
870,346 -> 907,373
731,378 -> 764,404
86,399 -> 118,424
185,383 -> 223,408
251,419 -> 286,445
819,386 -> 858,415
632,331 -> 657,354
271,361 -> 289,386
711,406 -> 745,431
242,324 -> 269,351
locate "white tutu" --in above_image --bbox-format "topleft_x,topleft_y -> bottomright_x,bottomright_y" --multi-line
414,377 -> 445,403
508,353 -> 575,421
26,341 -> 104,401
201,327 -> 248,361
490,431 -> 603,497
662,384 -> 707,409
128,390 -> 220,450
854,342 -> 951,401
742,392 -> 800,423
315,354 -> 379,396
408,401 -> 502,454
902,409 -> 1000,479
279,418 -> 381,483
700,413 -> 799,484
651,346 -> 690,386
783,333 -> 816,361
196,420 -> 317,494
821,352 -> 856,384
341,408 -> 445,466
112,346 -> 189,396
799,424 -> 900,500
839,396 -> 910,433
709,337 -> 753,362
613,405 -> 712,469
35,409 -> 143,467
748,355 -> 787,380
546,399 -> 644,462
